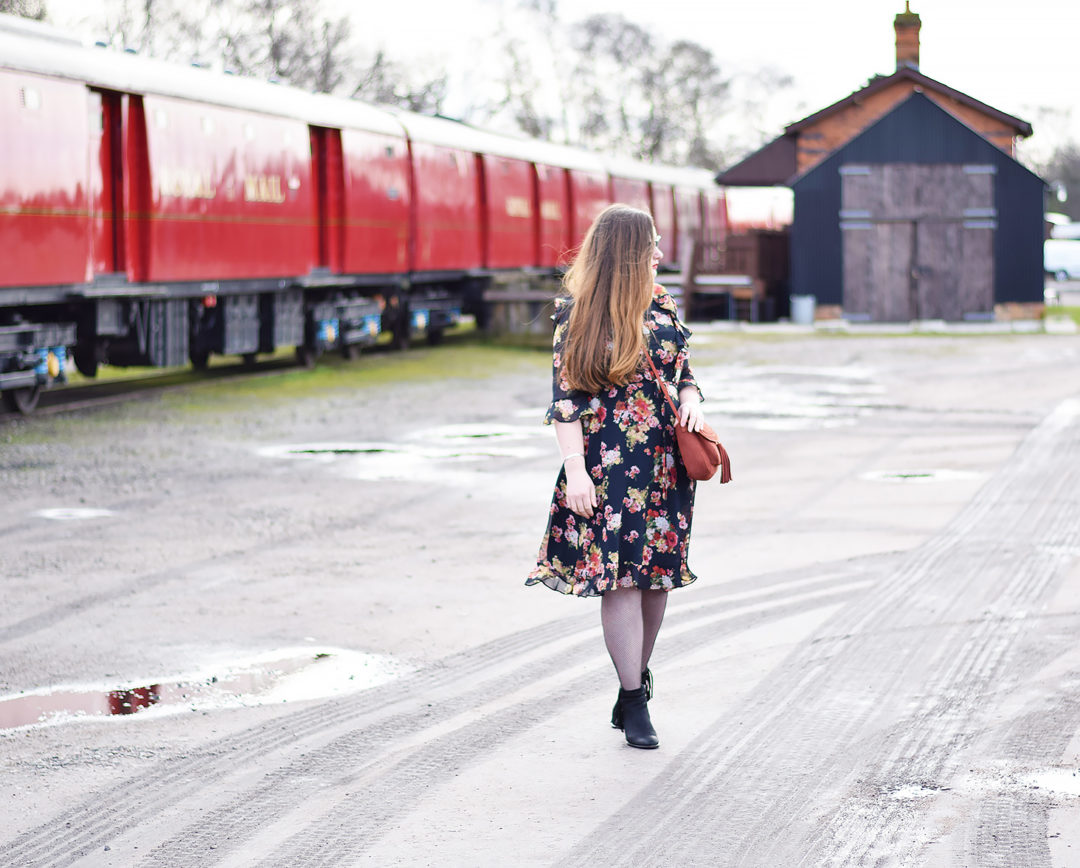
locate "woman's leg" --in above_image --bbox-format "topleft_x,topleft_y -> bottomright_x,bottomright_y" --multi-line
640,590 -> 668,673
600,588 -> 644,690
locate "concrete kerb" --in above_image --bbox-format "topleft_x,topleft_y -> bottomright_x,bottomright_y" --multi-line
690,319 -> 1058,336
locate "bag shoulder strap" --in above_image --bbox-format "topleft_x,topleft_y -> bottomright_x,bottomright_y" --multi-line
642,346 -> 681,418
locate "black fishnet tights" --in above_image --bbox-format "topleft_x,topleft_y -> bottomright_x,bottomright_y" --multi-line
600,589 -> 669,689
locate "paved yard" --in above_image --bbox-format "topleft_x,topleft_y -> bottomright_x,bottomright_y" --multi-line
2,329 -> 1079,866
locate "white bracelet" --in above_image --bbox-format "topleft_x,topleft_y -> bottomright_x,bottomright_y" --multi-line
562,451 -> 585,464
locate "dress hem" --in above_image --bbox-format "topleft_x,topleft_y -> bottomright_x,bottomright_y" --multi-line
524,565 -> 698,598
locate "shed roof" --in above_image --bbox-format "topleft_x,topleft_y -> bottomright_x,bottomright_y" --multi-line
715,136 -> 796,187
789,91 -> 1044,188
717,66 -> 1033,187
785,67 -> 1032,138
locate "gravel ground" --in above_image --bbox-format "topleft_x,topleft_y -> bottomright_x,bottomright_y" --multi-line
1,329 -> 1079,866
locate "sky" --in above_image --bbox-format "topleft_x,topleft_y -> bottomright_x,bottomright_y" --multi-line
41,0 -> 1080,167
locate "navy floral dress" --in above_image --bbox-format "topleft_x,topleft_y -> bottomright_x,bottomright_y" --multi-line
526,285 -> 702,597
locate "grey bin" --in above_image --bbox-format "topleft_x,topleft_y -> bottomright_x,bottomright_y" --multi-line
790,295 -> 816,325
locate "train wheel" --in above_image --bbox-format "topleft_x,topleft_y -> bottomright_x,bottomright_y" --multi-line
74,345 -> 98,378
3,386 -> 41,415
426,327 -> 445,346
343,343 -> 362,361
296,344 -> 318,370
242,352 -> 258,368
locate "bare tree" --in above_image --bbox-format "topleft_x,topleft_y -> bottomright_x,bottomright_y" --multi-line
473,1 -> 796,168
351,49 -> 448,114
0,0 -> 47,20
1039,141 -> 1080,221
639,40 -> 729,165
563,14 -> 732,166
92,0 -> 446,105
98,0 -> 185,56
571,14 -> 655,154
483,17 -> 553,139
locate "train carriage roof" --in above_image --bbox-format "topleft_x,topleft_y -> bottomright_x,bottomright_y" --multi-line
0,12 -> 722,191
603,156 -> 718,191
386,108 -> 607,173
0,13 -> 406,138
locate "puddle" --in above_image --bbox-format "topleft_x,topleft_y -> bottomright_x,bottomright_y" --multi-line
257,434 -> 547,485
257,441 -> 541,462
1026,770 -> 1080,798
256,442 -> 402,463
33,507 -> 116,521
697,364 -> 888,431
860,469 -> 984,484
0,648 -> 413,731
407,423 -> 544,442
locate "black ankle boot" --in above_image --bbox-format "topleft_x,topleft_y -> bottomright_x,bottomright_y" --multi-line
615,686 -> 659,749
611,669 -> 653,729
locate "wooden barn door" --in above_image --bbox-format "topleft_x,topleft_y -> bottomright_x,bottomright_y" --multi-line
840,164 -> 995,321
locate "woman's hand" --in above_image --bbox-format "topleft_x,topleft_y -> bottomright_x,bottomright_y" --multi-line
678,391 -> 706,432
564,460 -> 598,518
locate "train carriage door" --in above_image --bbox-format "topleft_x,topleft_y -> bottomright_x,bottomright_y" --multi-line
309,126 -> 344,272
477,153 -> 490,267
90,89 -> 125,276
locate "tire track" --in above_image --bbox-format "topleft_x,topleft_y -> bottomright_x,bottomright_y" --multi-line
808,403 -> 1080,866
3,565 -> 873,866
965,659 -> 1080,865
557,398 -> 1080,867
248,587 -> 864,868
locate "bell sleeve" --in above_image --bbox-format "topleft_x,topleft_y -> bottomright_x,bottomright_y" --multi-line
544,301 -> 595,425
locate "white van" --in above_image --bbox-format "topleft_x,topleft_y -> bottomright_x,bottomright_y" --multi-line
1045,239 -> 1080,280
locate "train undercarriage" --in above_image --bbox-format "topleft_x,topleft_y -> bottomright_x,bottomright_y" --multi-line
0,277 -> 484,415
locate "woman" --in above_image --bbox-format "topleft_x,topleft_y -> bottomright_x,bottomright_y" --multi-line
526,204 -> 706,749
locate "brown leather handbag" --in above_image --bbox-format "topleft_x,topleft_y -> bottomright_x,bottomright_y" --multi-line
643,350 -> 732,483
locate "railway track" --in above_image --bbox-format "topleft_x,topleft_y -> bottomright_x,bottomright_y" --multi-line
0,333 -> 474,423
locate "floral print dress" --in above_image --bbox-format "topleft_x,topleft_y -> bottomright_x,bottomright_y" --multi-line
526,285 -> 702,597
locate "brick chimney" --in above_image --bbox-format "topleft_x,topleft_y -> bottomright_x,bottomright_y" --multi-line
894,2 -> 921,70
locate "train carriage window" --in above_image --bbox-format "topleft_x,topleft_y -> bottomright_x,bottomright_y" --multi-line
385,146 -> 395,158
243,123 -> 255,140
154,109 -> 168,129
201,116 -> 215,135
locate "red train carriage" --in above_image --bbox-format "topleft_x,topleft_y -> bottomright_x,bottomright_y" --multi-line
609,174 -> 651,215
534,162 -> 571,267
140,97 -> 317,282
566,168 -> 612,248
649,183 -> 676,264
325,119 -> 411,277
0,13 -> 726,413
530,142 -> 610,266
0,70 -> 93,288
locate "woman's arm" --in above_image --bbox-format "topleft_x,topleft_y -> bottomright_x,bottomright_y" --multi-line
554,420 -> 597,518
678,386 -> 705,433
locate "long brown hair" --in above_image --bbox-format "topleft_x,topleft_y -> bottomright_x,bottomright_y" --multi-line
560,205 -> 656,394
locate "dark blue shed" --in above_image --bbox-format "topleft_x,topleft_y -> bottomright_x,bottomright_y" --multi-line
790,92 -> 1045,320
